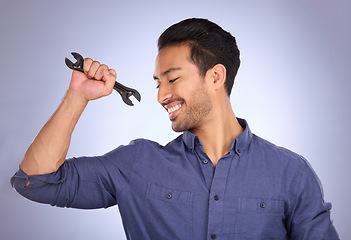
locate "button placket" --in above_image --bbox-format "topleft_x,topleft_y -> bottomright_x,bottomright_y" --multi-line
207,155 -> 233,240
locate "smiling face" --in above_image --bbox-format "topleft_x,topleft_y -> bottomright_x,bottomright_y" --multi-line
154,44 -> 213,132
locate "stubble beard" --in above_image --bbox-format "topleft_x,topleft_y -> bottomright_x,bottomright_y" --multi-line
171,87 -> 212,132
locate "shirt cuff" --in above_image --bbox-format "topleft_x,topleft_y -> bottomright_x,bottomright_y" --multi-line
11,164 -> 67,189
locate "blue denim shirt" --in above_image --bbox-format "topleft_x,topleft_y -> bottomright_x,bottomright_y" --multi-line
11,119 -> 339,239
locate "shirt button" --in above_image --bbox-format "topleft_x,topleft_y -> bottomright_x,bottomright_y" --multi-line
203,159 -> 209,164
237,149 -> 241,153
214,195 -> 219,201
211,234 -> 217,239
260,202 -> 266,208
166,193 -> 172,199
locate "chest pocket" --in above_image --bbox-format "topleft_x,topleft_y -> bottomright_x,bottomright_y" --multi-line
236,198 -> 287,239
145,183 -> 194,239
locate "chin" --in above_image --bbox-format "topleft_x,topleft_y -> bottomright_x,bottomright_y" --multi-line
171,121 -> 186,133
171,124 -> 184,133
171,120 -> 194,133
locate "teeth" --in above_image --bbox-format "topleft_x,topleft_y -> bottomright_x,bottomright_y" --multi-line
168,104 -> 181,114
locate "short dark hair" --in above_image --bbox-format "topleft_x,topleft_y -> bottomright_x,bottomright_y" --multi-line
158,18 -> 240,96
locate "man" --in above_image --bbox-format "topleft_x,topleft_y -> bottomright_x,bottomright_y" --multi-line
11,18 -> 339,239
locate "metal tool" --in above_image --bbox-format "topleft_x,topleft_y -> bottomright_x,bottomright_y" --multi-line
65,52 -> 141,106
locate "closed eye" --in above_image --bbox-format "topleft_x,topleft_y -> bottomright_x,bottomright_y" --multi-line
155,77 -> 180,89
155,79 -> 161,89
169,77 -> 180,83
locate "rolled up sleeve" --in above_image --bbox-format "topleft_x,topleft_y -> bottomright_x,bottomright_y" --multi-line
11,156 -> 121,209
288,160 -> 340,239
11,140 -> 140,209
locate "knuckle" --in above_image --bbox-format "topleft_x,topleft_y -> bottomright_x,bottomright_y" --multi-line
83,58 -> 93,72
88,61 -> 100,78
84,58 -> 92,63
100,64 -> 108,70
92,60 -> 100,66
96,65 -> 108,80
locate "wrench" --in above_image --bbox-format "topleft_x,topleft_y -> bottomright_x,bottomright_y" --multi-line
65,52 -> 141,106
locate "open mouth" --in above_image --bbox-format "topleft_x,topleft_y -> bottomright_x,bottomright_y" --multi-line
165,102 -> 183,120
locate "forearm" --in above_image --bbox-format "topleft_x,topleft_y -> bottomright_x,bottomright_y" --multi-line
20,89 -> 88,175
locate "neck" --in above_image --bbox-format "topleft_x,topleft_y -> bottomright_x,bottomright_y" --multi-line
190,100 -> 243,167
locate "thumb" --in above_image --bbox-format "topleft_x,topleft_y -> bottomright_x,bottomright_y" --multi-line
103,69 -> 117,92
103,69 -> 117,79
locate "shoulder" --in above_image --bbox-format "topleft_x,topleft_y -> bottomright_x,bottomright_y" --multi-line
131,135 -> 183,150
249,134 -> 311,171
105,135 -> 184,157
106,138 -> 161,156
249,134 -> 323,197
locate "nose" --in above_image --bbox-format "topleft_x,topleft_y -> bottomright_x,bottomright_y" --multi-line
157,83 -> 173,105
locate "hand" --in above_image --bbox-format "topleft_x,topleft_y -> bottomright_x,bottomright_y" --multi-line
68,58 -> 117,101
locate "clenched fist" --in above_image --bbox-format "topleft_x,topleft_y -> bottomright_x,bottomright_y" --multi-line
68,58 -> 117,101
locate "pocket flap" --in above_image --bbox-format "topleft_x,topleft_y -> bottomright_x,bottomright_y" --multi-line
238,198 -> 284,214
147,183 -> 193,203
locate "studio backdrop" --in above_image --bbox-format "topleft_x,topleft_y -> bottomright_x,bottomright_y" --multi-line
1,0 -> 350,239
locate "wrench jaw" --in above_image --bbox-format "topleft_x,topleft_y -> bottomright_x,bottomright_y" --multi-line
126,91 -> 142,106
71,52 -> 84,67
113,82 -> 141,106
132,91 -> 141,102
123,91 -> 141,106
65,52 -> 84,73
65,57 -> 74,69
122,93 -> 134,106
113,85 -> 141,106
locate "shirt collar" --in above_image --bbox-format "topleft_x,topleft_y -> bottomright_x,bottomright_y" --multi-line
182,118 -> 253,155
183,131 -> 201,152
233,118 -> 253,155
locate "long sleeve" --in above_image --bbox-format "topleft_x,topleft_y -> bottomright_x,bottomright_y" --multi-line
287,160 -> 339,239
11,141 -> 137,209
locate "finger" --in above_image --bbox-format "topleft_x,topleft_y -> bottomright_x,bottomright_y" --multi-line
102,69 -> 117,95
94,64 -> 108,81
83,58 -> 93,74
109,69 -> 117,78
87,61 -> 100,79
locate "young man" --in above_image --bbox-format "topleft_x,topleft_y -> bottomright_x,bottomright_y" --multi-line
11,18 -> 339,239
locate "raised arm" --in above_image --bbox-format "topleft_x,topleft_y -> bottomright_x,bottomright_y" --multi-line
20,58 -> 117,176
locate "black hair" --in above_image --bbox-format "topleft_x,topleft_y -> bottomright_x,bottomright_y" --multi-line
158,18 -> 240,96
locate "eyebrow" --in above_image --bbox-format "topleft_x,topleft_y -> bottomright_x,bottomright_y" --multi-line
153,67 -> 182,80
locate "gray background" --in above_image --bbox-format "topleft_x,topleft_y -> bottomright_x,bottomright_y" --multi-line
1,0 -> 350,239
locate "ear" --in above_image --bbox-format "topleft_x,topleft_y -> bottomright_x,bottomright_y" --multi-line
209,64 -> 226,90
